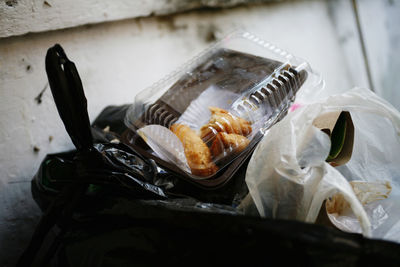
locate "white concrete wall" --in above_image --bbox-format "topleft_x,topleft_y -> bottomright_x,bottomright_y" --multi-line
0,0 -> 273,38
0,0 -> 398,265
357,0 -> 400,107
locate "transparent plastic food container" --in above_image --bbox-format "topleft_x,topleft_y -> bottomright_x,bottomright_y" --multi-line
124,31 -> 323,187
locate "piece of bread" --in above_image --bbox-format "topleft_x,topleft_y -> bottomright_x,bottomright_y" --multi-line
170,123 -> 218,177
200,107 -> 252,141
211,132 -> 250,158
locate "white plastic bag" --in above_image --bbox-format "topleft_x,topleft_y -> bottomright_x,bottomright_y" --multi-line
245,88 -> 400,240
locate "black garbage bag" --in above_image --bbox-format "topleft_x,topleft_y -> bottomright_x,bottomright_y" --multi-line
18,44 -> 400,266
19,44 -> 248,266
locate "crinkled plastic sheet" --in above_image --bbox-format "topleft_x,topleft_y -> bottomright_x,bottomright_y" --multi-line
245,88 -> 400,240
137,198 -> 241,215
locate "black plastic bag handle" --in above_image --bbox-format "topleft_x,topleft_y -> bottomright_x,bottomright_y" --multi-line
45,44 -> 93,151
18,46 -> 92,267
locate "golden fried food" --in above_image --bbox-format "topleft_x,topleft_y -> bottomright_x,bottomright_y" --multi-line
200,107 -> 252,141
211,132 -> 250,158
326,193 -> 349,215
170,123 -> 218,177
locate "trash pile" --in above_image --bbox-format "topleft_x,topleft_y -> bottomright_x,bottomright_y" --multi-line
19,32 -> 400,266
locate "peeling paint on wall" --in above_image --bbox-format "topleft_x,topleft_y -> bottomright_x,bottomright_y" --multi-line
0,0 -> 277,38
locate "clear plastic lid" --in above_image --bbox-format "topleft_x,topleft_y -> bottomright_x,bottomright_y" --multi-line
125,31 -> 323,179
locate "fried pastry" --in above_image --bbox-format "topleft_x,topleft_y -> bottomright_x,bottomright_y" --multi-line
170,123 -> 218,177
200,107 -> 252,141
211,132 -> 250,158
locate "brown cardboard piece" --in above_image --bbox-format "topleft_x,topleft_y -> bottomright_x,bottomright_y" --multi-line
313,111 -> 354,166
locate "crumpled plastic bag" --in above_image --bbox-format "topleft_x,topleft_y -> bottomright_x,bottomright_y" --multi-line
245,87 -> 400,240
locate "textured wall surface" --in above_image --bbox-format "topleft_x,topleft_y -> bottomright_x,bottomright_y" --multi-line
0,0 -> 273,37
0,0 -> 399,266
357,0 -> 400,106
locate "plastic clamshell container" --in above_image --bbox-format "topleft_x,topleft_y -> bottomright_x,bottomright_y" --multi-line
124,31 -> 323,184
